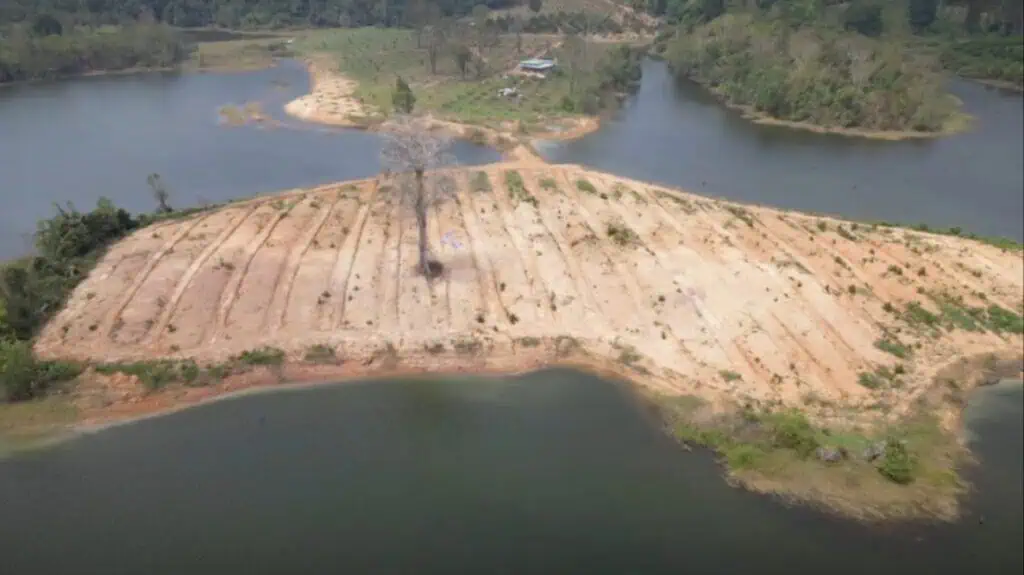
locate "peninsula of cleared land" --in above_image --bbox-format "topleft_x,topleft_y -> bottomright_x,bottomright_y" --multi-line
11,158 -> 1021,521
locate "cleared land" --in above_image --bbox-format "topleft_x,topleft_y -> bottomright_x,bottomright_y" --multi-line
35,164 -> 1023,430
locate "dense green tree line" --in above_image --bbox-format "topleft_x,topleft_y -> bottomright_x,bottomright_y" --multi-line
665,13 -> 959,132
0,1 -> 529,82
635,0 -> 1022,35
0,23 -> 186,83
0,194 -> 215,401
0,0 -> 520,29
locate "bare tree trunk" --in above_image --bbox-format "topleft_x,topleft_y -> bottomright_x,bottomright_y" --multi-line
414,169 -> 431,274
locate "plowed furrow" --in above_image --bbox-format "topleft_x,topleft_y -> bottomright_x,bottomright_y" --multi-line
284,195 -> 361,331
521,169 -> 603,327
453,183 -> 511,331
159,204 -> 275,351
878,238 -> 1019,313
744,210 -> 894,328
557,170 -> 647,323
212,200 -> 297,341
693,208 -> 883,378
539,176 -> 636,333
323,183 -> 376,330
702,204 -> 881,357
595,175 -> 762,375
378,194 -> 407,334
467,171 -> 539,326
43,224 -> 173,349
268,190 -> 341,333
437,186 -> 486,332
340,193 -> 394,330
113,211 -> 239,346
491,167 -> 561,328
500,172 -> 583,329
102,214 -> 210,340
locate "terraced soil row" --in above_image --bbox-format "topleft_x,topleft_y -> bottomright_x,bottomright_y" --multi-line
35,165 -> 1024,414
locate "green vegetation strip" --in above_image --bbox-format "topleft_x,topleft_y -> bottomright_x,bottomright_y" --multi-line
658,395 -> 959,497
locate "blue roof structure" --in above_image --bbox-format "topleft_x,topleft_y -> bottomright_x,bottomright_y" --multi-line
519,58 -> 556,72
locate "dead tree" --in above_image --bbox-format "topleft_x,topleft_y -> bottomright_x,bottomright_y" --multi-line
379,116 -> 457,278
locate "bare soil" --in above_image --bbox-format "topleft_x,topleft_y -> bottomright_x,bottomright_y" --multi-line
34,165 -> 1024,432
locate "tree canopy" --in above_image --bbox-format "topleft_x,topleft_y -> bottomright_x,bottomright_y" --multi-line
0,0 -> 520,30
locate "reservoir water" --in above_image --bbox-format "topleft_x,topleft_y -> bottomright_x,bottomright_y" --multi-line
541,60 -> 1024,243
0,371 -> 1020,573
0,59 -> 499,259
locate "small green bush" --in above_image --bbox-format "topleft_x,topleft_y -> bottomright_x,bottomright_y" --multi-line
765,409 -> 820,458
235,347 -> 285,366
878,437 -> 916,484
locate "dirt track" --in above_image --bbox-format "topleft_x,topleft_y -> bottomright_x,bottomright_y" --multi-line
34,165 -> 1023,424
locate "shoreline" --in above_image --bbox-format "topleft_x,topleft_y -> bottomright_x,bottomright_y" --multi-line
8,342 -> 1022,523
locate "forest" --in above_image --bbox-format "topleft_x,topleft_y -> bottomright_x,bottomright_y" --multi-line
0,1 -> 528,82
0,0 -> 520,29
653,0 -> 1022,134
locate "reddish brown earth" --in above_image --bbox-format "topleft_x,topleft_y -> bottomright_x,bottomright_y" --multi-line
34,164 -> 1024,430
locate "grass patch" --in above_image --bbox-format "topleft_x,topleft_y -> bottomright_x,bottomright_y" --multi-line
452,337 -> 483,355
725,206 -> 756,228
656,191 -> 695,213
504,171 -> 537,208
538,177 -> 558,191
873,221 -> 1023,252
836,225 -> 857,241
517,336 -> 542,348
874,336 -> 911,359
904,293 -> 1024,335
234,347 -> 285,366
654,395 -> 966,520
575,178 -> 598,195
303,344 -> 338,364
857,364 -> 905,390
94,359 -> 201,391
606,221 -> 640,247
719,369 -> 742,382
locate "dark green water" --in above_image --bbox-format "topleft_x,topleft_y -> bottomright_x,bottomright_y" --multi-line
0,371 -> 1020,574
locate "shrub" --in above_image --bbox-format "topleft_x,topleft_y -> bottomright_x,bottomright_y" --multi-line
878,437 -> 916,484
391,76 -> 415,114
235,347 -> 285,366
765,409 -> 820,458
1,340 -> 82,402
